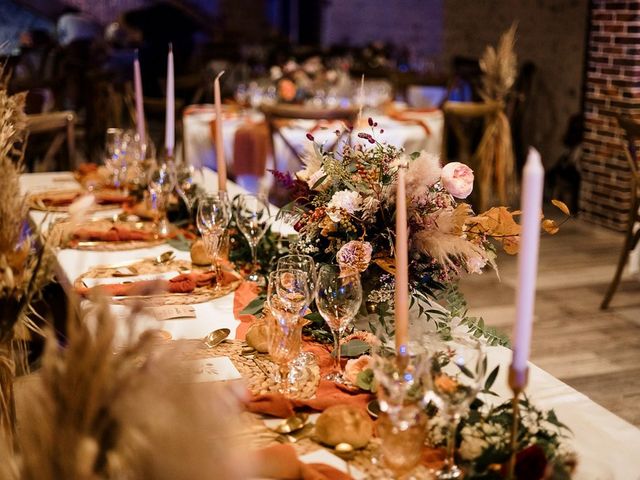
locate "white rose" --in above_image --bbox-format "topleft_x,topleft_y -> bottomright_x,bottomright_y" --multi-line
327,190 -> 361,215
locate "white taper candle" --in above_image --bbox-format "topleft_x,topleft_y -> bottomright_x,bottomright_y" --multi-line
512,147 -> 545,373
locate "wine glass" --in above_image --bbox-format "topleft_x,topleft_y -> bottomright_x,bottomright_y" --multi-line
234,194 -> 271,285
427,335 -> 486,480
175,162 -> 204,218
372,343 -> 433,478
197,193 -> 230,290
314,264 -> 362,383
266,269 -> 310,395
148,161 -> 177,237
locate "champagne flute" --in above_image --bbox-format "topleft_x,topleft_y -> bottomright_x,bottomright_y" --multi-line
315,264 -> 362,383
266,269 -> 310,395
234,194 -> 271,285
197,193 -> 230,290
428,336 -> 486,480
148,160 -> 177,237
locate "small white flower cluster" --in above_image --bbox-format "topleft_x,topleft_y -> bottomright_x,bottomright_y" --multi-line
426,415 -> 449,447
458,422 -> 508,461
366,275 -> 395,304
327,190 -> 362,222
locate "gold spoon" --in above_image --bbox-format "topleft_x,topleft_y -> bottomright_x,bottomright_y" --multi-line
154,251 -> 175,265
203,328 -> 230,348
273,413 -> 309,434
334,442 -> 355,475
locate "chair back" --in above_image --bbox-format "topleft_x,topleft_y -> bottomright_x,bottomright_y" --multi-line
25,111 -> 76,170
260,103 -> 358,165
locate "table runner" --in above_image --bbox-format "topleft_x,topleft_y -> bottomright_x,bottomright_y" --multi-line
20,169 -> 640,479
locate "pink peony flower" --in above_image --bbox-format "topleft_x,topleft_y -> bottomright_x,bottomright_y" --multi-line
441,162 -> 474,199
337,240 -> 373,273
344,355 -> 373,385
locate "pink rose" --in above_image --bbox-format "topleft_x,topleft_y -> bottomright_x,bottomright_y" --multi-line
441,162 -> 474,199
344,355 -> 373,386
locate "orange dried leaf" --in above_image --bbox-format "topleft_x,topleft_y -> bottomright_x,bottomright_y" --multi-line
542,218 -> 560,235
373,257 -> 396,275
551,199 -> 570,216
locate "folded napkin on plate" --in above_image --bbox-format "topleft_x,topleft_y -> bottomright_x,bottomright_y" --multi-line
253,444 -> 352,480
71,225 -> 154,243
247,379 -> 372,418
76,162 -> 98,175
77,271 -> 235,297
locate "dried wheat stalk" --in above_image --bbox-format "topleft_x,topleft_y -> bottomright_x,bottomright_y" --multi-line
479,23 -> 518,103
1,296 -> 249,480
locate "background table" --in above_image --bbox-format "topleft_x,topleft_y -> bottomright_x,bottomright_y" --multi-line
20,170 -> 640,480
182,106 -> 443,194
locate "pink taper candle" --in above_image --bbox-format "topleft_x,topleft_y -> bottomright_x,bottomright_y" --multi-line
165,43 -> 175,158
214,70 -> 227,191
394,161 -> 409,352
512,147 -> 544,373
133,50 -> 145,147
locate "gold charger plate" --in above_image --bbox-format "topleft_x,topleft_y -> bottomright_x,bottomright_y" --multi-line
27,188 -> 129,212
74,258 -> 242,305
51,217 -> 173,251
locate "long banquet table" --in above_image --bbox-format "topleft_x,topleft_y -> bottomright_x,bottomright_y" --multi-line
21,170 -> 640,480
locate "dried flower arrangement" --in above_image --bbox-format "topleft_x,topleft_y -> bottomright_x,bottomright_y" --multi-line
0,64 -> 55,439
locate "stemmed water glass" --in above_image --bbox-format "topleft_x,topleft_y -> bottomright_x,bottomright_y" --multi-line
372,343 -> 432,479
148,161 -> 177,237
197,193 -> 230,290
427,335 -> 486,480
266,269 -> 311,395
104,128 -> 130,192
234,194 -> 271,285
314,264 -> 362,383
277,254 -> 317,297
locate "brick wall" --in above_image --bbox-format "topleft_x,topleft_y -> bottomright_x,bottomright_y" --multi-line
581,1 -> 640,231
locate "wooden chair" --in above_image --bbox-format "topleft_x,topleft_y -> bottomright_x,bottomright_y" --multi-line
260,103 -> 358,168
601,115 -> 640,309
25,111 -> 76,171
442,100 -> 515,212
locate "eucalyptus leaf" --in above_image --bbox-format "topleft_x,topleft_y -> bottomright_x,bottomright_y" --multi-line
334,339 -> 370,358
239,295 -> 266,316
166,234 -> 191,252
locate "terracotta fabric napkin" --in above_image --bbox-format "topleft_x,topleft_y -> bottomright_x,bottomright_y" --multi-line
231,120 -> 270,176
247,379 -> 372,418
71,225 -> 155,243
77,271 -> 232,297
233,281 -> 262,340
76,162 -> 98,176
253,444 -> 353,480
39,190 -> 130,207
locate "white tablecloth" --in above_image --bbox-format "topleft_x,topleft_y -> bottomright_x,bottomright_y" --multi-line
20,171 -> 640,480
183,106 -> 444,194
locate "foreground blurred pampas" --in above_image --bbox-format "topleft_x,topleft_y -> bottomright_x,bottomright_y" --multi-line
0,297 -> 249,480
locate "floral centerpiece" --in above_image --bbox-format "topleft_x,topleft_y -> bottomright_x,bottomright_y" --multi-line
272,120 -> 566,344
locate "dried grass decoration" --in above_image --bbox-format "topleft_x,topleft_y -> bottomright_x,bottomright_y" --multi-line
0,64 -> 55,440
1,298 -> 249,480
446,24 -> 518,212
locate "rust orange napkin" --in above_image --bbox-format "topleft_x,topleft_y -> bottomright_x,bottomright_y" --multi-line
253,444 -> 353,480
71,225 -> 155,243
77,271 -> 236,297
233,281 -> 262,340
232,121 -> 270,177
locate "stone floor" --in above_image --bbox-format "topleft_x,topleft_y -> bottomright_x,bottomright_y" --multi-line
460,217 -> 640,427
